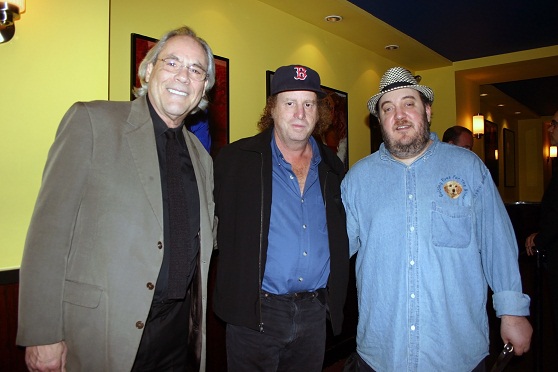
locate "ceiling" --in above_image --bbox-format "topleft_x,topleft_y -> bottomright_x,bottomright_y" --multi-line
258,0 -> 558,118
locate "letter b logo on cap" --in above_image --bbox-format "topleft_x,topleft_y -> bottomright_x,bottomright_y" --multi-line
294,66 -> 307,81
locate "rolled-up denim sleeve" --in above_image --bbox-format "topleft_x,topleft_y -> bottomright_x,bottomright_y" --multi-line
476,164 -> 531,317
493,291 -> 531,317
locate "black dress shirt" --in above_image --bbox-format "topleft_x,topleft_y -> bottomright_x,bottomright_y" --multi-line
147,97 -> 200,303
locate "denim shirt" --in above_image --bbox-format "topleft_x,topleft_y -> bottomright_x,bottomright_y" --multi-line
341,133 -> 530,371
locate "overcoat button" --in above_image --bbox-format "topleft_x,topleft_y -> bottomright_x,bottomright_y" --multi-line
157,241 -> 163,249
146,282 -> 154,290
136,321 -> 144,329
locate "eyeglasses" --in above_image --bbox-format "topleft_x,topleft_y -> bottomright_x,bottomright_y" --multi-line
158,58 -> 208,81
550,120 -> 558,129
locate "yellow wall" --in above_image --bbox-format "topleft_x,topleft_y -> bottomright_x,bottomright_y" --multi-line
1,0 -> 109,270
2,0 -> 401,270
108,0 -> 398,150
2,0 -> 555,269
518,119 -> 545,202
416,66 -> 457,136
107,0 -> 467,185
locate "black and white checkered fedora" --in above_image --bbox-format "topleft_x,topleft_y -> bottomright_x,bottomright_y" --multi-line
367,67 -> 434,117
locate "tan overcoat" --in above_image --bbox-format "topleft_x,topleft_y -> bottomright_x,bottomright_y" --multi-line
17,95 -> 215,371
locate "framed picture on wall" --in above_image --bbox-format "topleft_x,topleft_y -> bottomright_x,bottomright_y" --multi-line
484,120 -> 499,186
503,128 -> 516,187
266,70 -> 349,170
130,33 -> 230,158
205,55 -> 230,158
130,33 -> 157,100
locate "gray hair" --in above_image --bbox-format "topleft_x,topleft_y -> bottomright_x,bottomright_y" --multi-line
133,26 -> 215,114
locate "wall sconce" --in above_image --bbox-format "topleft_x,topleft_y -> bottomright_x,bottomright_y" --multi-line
494,149 -> 499,160
473,114 -> 484,138
0,0 -> 25,44
549,145 -> 557,163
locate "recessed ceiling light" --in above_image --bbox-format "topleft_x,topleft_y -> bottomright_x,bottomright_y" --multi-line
480,93 -> 488,97
498,104 -> 505,107
515,111 -> 522,115
324,15 -> 342,22
385,44 -> 399,51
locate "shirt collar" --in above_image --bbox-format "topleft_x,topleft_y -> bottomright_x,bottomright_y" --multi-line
270,129 -> 322,167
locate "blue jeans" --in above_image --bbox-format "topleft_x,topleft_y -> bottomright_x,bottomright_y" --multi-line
226,290 -> 327,372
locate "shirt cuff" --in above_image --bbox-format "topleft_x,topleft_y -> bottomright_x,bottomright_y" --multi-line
492,291 -> 531,317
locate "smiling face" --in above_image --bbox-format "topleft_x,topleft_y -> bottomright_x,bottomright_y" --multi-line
145,35 -> 208,128
378,88 -> 432,162
272,90 -> 319,150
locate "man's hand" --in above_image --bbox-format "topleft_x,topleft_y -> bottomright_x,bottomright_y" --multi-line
525,232 -> 538,256
25,341 -> 67,372
500,315 -> 532,355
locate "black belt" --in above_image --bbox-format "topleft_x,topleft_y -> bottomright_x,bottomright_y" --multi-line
262,288 -> 326,303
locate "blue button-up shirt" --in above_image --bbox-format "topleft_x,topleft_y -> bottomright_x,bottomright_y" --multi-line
341,133 -> 530,371
262,134 -> 330,294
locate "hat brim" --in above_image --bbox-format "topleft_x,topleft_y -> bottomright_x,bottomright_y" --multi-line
367,85 -> 434,117
271,87 -> 327,99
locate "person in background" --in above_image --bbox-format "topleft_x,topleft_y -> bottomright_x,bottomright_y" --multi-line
341,67 -> 532,371
17,26 -> 216,371
442,125 -> 474,150
525,109 -> 558,342
213,65 -> 350,371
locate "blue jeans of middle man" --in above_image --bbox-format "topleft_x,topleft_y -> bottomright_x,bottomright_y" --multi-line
226,289 -> 327,372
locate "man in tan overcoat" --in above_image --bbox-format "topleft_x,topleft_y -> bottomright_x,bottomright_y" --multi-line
17,26 -> 216,371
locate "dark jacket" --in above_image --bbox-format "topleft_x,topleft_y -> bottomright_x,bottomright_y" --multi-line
212,128 -> 350,335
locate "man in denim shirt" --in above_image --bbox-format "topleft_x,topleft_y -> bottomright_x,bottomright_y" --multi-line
341,67 -> 532,371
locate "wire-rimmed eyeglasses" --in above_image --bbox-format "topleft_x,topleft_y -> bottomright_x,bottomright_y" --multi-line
158,58 -> 208,81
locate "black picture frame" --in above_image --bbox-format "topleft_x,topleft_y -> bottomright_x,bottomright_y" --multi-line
130,33 -> 157,100
484,120 -> 499,186
206,55 -> 230,158
503,128 -> 516,187
266,70 -> 349,170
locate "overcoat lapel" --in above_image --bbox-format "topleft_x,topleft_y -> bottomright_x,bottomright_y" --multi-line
183,129 -> 207,207
125,97 -> 164,229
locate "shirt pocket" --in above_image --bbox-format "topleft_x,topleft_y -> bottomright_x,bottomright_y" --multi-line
431,202 -> 472,248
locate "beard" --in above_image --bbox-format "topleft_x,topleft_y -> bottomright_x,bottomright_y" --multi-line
381,112 -> 431,159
